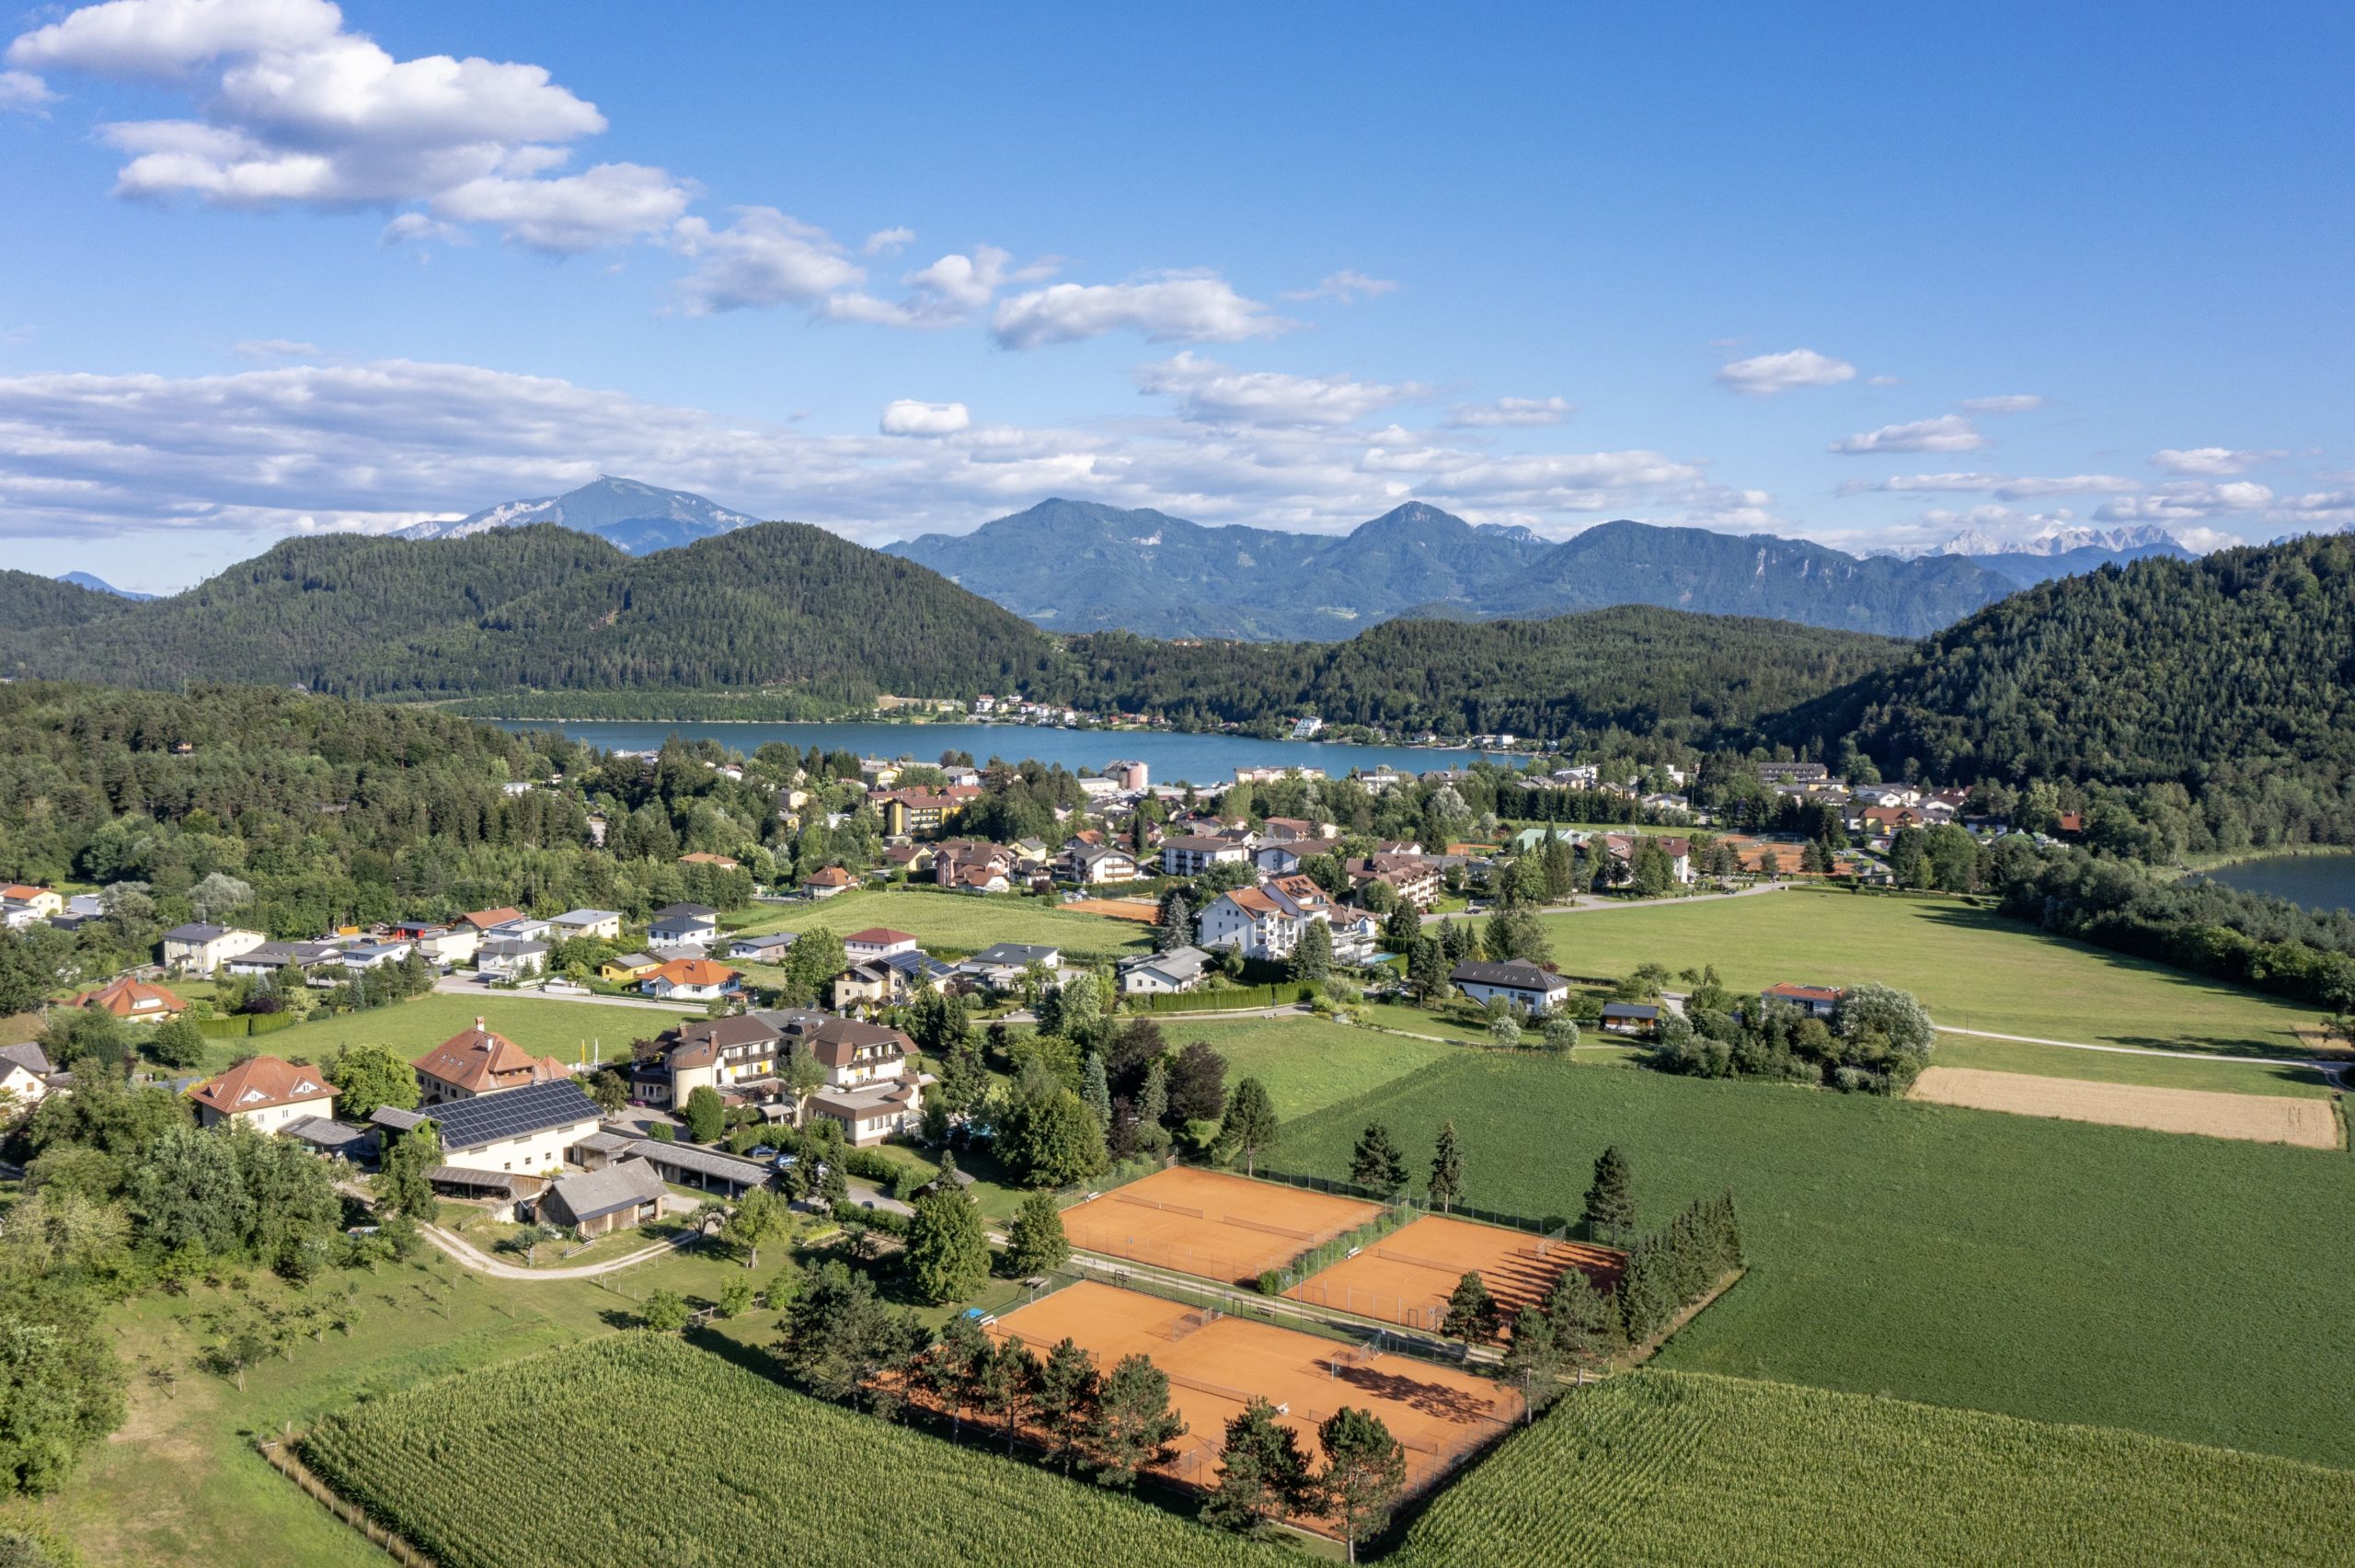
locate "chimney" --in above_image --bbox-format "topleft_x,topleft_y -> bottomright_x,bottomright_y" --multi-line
476,1015 -> 487,1032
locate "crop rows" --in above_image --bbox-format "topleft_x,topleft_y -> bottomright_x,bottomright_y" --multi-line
1396,1370 -> 2355,1566
298,1333 -> 1284,1568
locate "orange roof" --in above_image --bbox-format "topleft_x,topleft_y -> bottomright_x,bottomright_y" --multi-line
69,976 -> 188,1018
649,958 -> 740,988
804,866 -> 854,887
678,852 -> 741,868
1,884 -> 49,902
190,1055 -> 335,1116
1226,887 -> 1284,916
412,1016 -> 570,1093
458,907 -> 524,931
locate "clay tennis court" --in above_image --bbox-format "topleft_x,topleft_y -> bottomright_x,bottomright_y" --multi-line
1912,1065 -> 2342,1149
1062,1166 -> 1387,1286
1063,897 -> 1162,922
990,1280 -> 1522,1506
1286,1213 -> 1621,1334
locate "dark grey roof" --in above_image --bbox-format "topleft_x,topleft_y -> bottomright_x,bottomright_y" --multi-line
542,1158 -> 667,1225
616,1137 -> 772,1186
0,1041 -> 55,1076
427,1080 -> 600,1153
967,943 -> 1060,967
165,922 -> 230,941
370,1104 -> 430,1132
1602,1002 -> 1661,1020
422,1165 -> 534,1196
1450,959 -> 1564,990
652,903 -> 718,920
282,1115 -> 370,1149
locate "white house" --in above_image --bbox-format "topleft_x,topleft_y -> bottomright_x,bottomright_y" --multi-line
729,932 -> 798,962
1160,835 -> 1251,877
1199,876 -> 1333,961
428,1080 -> 602,1176
477,939 -> 548,981
1117,945 -> 1212,995
188,1055 -> 338,1133
338,941 -> 413,972
550,909 -> 623,942
843,927 -> 921,961
1448,959 -> 1571,1013
640,957 -> 741,1001
0,1042 -> 62,1115
649,904 -> 720,945
161,923 -> 269,973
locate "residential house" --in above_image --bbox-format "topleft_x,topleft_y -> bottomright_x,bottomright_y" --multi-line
844,928 -> 920,962
880,843 -> 934,877
1449,959 -> 1571,1013
831,959 -> 900,1013
1254,837 -> 1342,876
1600,1001 -> 1662,1036
1758,762 -> 1831,786
425,1079 -> 602,1176
1058,840 -> 1141,885
0,884 -> 62,917
633,1013 -> 793,1106
338,941 -> 413,972
957,943 -> 1063,990
678,852 -> 741,871
1260,817 -> 1338,842
1116,945 -> 1212,995
477,940 -> 548,981
1198,876 -> 1333,961
188,1055 -> 337,1133
1762,982 -> 1846,1020
550,909 -> 623,942
876,789 -> 967,839
728,932 -> 798,963
0,1042 -> 63,1116
64,976 -> 187,1022
224,939 -> 341,978
802,866 -> 856,898
1161,834 -> 1251,877
485,916 -> 553,944
810,1080 -> 925,1146
933,841 -> 1017,892
408,926 -> 480,966
1346,853 -> 1443,909
599,952 -> 663,982
539,1157 -> 669,1237
412,1017 -> 572,1105
639,957 -> 741,1002
161,923 -> 269,973
457,907 -> 525,933
649,903 -> 719,947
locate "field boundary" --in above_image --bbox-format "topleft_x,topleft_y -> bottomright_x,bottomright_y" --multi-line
258,1436 -> 434,1568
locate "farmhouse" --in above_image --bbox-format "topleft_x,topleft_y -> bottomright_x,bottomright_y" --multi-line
427,1079 -> 602,1175
412,1018 -> 572,1105
1763,982 -> 1847,1019
538,1157 -> 669,1237
188,1055 -> 337,1133
1450,958 -> 1572,1013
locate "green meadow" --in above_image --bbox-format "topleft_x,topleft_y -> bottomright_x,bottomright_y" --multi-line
729,887 -> 1151,959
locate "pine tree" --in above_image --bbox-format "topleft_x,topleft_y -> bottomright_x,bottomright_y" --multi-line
1500,1307 -> 1563,1421
1429,1120 -> 1465,1212
1288,917 -> 1333,981
1350,1123 -> 1409,1195
1584,1144 -> 1635,1245
1158,893 -> 1194,952
1005,1190 -> 1071,1276
1220,1078 -> 1280,1176
1034,1336 -> 1101,1475
1442,1270 -> 1499,1341
1315,1407 -> 1407,1564
1202,1396 -> 1311,1533
1382,901 -> 1421,956
1079,1051 -> 1113,1133
1543,1263 -> 1616,1364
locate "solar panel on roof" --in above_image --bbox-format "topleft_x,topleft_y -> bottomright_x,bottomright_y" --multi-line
432,1081 -> 598,1150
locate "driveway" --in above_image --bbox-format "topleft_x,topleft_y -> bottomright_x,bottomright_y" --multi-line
419,1220 -> 700,1280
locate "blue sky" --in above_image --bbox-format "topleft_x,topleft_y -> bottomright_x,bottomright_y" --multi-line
4,0 -> 2350,589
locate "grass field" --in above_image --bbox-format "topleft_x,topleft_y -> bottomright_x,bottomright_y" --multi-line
1275,1052 -> 2355,1466
1395,1370 -> 2355,1567
299,1333 -> 1284,1568
1173,1016 -> 1459,1120
1533,888 -> 2327,1056
213,991 -> 696,1073
729,887 -> 1151,959
1931,1033 -> 2337,1096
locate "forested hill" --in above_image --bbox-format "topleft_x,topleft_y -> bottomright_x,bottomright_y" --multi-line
0,522 -> 1063,705
1772,535 -> 2355,787
1056,608 -> 1905,743
0,568 -> 121,629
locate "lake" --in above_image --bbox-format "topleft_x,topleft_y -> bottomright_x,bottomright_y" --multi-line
2200,852 -> 2355,916
498,719 -> 1513,787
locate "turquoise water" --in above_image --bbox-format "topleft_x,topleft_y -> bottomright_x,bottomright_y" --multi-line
498,719 -> 1513,787
2201,852 -> 2355,916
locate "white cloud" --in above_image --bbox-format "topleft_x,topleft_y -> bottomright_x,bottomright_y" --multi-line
1866,374 -> 1901,387
822,245 -> 1042,328
0,66 -> 57,109
9,0 -> 689,251
671,209 -> 865,314
1442,395 -> 1572,429
0,356 -> 1731,548
862,225 -> 913,257
381,211 -> 465,246
1134,352 -> 1424,428
1282,269 -> 1398,304
1959,395 -> 2046,414
230,337 -> 318,360
2094,481 -> 2274,522
1831,415 -> 1988,455
2268,490 -> 2355,531
1838,472 -> 2138,499
879,399 -> 971,437
1716,349 -> 1855,395
2152,446 -> 2270,475
992,271 -> 1292,349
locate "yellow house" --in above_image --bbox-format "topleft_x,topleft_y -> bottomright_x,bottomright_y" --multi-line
599,951 -> 662,982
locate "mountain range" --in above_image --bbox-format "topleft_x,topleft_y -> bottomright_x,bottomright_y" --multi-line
54,571 -> 156,601
395,475 -> 760,555
887,498 -> 2192,640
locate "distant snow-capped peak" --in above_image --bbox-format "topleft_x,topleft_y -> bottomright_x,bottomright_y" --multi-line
1935,522 -> 2182,557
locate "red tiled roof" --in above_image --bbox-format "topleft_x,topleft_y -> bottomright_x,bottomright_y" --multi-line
458,907 -> 524,931
190,1054 -> 335,1116
804,867 -> 854,887
844,928 -> 918,946
413,1017 -> 570,1093
69,977 -> 188,1018
648,958 -> 740,989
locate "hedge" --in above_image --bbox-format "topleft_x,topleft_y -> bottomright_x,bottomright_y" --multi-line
192,1012 -> 296,1039
1128,983 -> 1313,1014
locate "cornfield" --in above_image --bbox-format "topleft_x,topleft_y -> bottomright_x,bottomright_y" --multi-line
1395,1370 -> 2355,1566
298,1333 -> 1288,1568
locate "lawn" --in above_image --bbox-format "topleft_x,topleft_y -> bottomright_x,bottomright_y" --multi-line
296,1333 -> 1285,1568
1172,1015 -> 1458,1121
1534,887 -> 2326,1056
729,887 -> 1151,959
215,991 -> 697,1072
1274,1052 -> 2355,1466
1932,1033 -> 2337,1098
1396,1370 -> 2355,1567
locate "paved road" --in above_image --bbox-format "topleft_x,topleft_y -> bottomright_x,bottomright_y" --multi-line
1933,1024 -> 2343,1071
430,976 -> 694,1013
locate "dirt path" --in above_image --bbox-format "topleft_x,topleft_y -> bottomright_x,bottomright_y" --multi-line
419,1221 -> 696,1279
